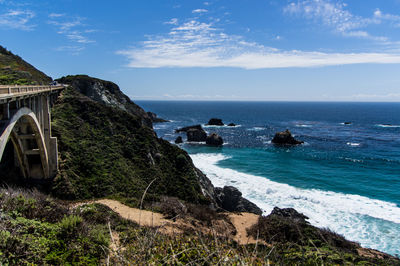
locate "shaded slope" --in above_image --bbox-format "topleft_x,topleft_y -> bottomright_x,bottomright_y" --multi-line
0,45 -> 52,85
51,88 -> 215,205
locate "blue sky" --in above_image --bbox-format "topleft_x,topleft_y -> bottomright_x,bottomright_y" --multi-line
1,0 -> 400,101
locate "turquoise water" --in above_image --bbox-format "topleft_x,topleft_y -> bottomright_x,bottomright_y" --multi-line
138,101 -> 400,256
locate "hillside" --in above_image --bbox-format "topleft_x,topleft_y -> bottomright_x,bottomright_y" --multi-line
55,75 -> 153,127
0,45 -> 52,85
51,87 -> 216,205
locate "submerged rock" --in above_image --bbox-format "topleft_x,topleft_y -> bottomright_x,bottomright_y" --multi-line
206,133 -> 223,146
215,186 -> 262,215
207,118 -> 224,126
187,128 -> 207,142
271,129 -> 303,145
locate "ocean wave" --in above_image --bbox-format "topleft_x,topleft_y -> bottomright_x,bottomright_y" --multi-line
376,124 -> 400,128
190,153 -> 400,255
202,124 -> 242,128
347,142 -> 361,147
246,127 -> 265,131
296,124 -> 313,128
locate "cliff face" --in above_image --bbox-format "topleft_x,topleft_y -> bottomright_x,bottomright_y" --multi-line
0,45 -> 52,85
51,87 -> 217,205
56,75 -> 153,127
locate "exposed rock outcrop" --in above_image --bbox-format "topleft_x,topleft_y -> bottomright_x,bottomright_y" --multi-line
175,136 -> 183,144
271,129 -> 303,145
147,112 -> 169,123
270,207 -> 309,223
207,118 -> 224,126
56,75 -> 153,127
228,123 -> 236,127
187,128 -> 207,142
215,186 -> 262,215
206,133 -> 223,146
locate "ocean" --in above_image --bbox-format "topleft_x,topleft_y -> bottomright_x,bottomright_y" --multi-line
137,101 -> 400,256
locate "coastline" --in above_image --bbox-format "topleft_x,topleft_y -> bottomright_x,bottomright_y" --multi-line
188,152 -> 400,256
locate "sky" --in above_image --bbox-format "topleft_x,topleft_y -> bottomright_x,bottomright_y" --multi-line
1,0 -> 400,101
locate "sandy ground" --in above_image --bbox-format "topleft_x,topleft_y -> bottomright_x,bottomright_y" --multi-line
74,199 -> 260,244
227,212 -> 260,244
75,199 -> 395,262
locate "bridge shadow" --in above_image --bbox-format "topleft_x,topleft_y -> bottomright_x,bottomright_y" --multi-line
0,140 -> 52,191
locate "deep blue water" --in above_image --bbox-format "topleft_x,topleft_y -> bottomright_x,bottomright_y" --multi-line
137,101 -> 400,256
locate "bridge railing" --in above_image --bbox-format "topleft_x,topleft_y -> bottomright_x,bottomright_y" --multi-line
0,85 -> 65,95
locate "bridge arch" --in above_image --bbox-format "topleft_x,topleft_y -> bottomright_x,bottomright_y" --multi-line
0,107 -> 50,179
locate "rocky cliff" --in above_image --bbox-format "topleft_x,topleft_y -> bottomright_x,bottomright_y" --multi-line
56,75 -> 153,127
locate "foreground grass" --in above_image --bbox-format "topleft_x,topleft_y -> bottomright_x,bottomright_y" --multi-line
1,187 -> 399,265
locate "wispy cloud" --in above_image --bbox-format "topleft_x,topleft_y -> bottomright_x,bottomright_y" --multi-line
0,9 -> 35,30
48,13 -> 64,18
48,14 -> 95,53
117,17 -> 400,69
192,9 -> 208,14
54,45 -> 85,55
283,0 -> 399,41
164,18 -> 178,25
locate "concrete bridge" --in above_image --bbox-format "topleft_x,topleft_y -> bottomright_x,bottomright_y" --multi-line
0,85 -> 65,179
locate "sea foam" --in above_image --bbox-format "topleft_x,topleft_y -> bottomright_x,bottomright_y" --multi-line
191,153 -> 400,256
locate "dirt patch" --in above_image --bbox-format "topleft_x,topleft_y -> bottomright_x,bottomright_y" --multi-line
228,212 -> 261,244
73,199 -> 261,244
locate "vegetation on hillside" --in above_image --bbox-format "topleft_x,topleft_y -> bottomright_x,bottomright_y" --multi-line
56,75 -> 153,127
51,88 -> 210,205
1,187 -> 398,265
0,45 -> 52,85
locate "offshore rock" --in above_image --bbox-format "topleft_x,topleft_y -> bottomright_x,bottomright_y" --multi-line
176,124 -> 203,133
271,129 -> 303,145
206,133 -> 223,146
207,118 -> 224,126
228,123 -> 236,127
175,136 -> 183,144
187,128 -> 207,142
215,186 -> 262,215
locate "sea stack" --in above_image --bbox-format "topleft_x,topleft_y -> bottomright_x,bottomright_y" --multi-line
175,136 -> 183,144
271,129 -> 304,145
206,133 -> 223,146
207,118 -> 224,126
187,128 -> 207,142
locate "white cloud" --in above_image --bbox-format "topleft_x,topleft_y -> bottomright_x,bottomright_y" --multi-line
192,9 -> 208,14
48,16 -> 95,46
284,0 -> 393,41
117,18 -> 400,69
164,18 -> 178,25
0,9 -> 35,30
49,13 -> 64,18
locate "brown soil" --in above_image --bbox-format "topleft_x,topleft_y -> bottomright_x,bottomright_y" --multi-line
73,199 -> 260,244
227,212 -> 261,244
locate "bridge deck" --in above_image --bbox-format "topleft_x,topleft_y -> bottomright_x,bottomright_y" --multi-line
0,85 -> 65,101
